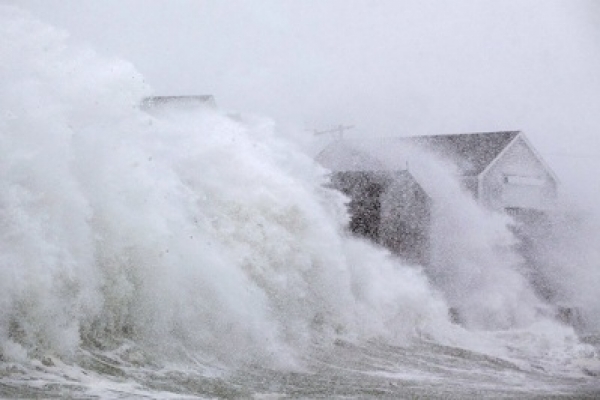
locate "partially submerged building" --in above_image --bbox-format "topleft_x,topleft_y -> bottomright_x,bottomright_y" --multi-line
403,131 -> 558,213
316,131 -> 558,263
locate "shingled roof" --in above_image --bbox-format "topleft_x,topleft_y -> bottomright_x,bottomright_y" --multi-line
400,131 -> 520,175
316,131 -> 521,176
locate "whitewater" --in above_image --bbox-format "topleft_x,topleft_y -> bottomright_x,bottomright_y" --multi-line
1,7 -> 599,399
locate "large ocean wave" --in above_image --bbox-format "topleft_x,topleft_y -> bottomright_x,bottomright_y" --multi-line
1,6 -> 598,398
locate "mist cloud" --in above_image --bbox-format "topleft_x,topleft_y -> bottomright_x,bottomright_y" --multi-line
10,0 -> 600,204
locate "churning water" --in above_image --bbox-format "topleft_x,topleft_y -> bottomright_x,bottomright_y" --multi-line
1,7 -> 599,399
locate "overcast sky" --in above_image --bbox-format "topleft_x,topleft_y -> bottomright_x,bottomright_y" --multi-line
7,0 -> 600,193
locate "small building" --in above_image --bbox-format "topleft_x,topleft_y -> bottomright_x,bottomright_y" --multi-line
396,131 -> 558,213
316,131 -> 558,263
141,95 -> 217,112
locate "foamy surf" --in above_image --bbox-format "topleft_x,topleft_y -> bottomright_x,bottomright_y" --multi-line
0,5 -> 599,399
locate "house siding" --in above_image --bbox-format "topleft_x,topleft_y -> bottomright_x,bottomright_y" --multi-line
459,177 -> 479,198
379,173 -> 431,265
328,170 -> 431,265
480,137 -> 557,211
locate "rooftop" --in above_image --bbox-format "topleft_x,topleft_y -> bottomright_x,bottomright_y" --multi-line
141,95 -> 216,110
316,131 -> 521,176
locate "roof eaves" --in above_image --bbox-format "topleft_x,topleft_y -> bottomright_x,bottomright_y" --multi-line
478,131 -> 522,178
514,133 -> 560,184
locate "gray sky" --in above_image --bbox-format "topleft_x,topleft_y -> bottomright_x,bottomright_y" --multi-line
8,0 -> 600,194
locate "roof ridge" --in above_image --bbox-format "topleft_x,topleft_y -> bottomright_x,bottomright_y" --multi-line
399,130 -> 520,139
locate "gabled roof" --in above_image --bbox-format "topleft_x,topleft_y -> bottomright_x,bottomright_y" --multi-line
316,131 -> 521,177
400,131 -> 519,176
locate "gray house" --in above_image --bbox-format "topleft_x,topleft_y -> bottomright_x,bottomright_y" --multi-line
396,131 -> 558,213
316,131 -> 558,263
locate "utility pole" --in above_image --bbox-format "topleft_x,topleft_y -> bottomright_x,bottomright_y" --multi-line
312,124 -> 355,140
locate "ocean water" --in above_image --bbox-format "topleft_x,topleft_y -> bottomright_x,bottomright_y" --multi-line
1,7 -> 599,399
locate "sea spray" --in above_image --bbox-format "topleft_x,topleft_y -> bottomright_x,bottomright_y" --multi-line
513,202 -> 600,333
415,154 -> 546,330
0,6 -> 453,369
322,139 -> 548,330
1,7 -> 599,397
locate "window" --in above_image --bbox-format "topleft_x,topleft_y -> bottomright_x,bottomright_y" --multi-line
504,175 -> 545,186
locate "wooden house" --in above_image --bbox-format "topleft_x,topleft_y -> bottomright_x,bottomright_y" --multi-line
397,131 -> 558,213
316,131 -> 558,263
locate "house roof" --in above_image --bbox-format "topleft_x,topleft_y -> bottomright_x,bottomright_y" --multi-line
401,131 -> 520,176
316,131 -> 521,176
141,95 -> 216,110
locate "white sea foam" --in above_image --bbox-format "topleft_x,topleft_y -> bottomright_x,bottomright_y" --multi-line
0,6 -> 598,398
0,6 -> 452,369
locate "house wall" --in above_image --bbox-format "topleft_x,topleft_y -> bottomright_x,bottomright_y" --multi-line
328,170 -> 431,265
480,137 -> 557,211
329,171 -> 390,241
460,177 -> 479,199
379,174 -> 431,265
